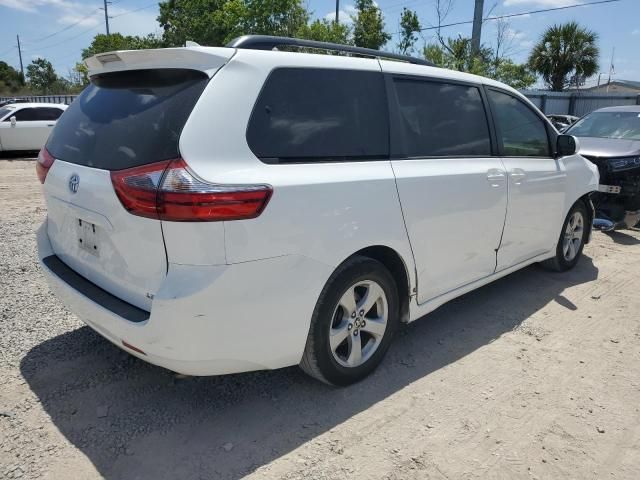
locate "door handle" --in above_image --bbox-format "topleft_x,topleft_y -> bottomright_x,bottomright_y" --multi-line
509,169 -> 527,184
486,169 -> 506,187
47,124 -> 55,127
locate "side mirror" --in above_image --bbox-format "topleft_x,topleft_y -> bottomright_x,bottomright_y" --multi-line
556,134 -> 579,157
9,116 -> 16,127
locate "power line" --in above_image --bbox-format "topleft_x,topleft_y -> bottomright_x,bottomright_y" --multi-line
25,8 -> 102,44
402,0 -> 623,34
111,2 -> 157,18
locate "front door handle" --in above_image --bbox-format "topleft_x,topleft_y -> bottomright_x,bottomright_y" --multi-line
487,169 -> 506,187
509,169 -> 527,184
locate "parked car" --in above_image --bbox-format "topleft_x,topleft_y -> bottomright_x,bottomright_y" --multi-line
0,103 -> 68,152
564,105 -> 640,229
36,36 -> 599,386
0,98 -> 31,108
547,114 -> 580,132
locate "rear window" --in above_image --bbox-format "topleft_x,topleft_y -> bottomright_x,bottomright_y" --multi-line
46,69 -> 209,170
247,68 -> 389,163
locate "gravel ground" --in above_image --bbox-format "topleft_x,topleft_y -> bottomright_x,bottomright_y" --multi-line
1,158 -> 640,480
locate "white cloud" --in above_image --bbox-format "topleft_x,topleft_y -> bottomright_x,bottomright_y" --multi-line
109,6 -> 160,37
503,0 -> 580,7
0,0 -> 77,13
56,13 -> 101,27
324,4 -> 358,25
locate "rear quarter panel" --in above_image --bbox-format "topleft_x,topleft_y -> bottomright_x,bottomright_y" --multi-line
178,49 -> 416,288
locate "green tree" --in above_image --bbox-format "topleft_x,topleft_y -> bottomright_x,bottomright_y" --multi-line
423,38 -> 535,90
297,19 -> 352,45
424,36 -> 492,74
352,0 -> 390,50
26,58 -> 58,94
492,59 -> 536,90
397,8 -> 420,55
0,61 -> 23,94
82,33 -> 163,59
157,0 -> 309,47
528,22 -> 599,91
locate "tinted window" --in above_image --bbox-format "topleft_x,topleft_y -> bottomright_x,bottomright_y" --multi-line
14,108 -> 37,121
46,69 -> 208,170
247,68 -> 388,162
488,90 -> 550,157
34,107 -> 64,121
393,79 -> 491,157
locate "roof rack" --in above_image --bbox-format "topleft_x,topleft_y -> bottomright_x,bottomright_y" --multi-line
226,35 -> 434,67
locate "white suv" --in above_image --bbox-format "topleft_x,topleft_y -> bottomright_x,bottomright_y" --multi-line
37,36 -> 599,385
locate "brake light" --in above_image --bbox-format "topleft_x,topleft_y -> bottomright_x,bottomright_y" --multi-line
36,148 -> 55,184
110,158 -> 272,222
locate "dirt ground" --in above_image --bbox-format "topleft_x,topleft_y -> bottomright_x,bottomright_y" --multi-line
1,157 -> 640,480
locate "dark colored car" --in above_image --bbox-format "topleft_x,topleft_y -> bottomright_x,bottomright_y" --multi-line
566,105 -> 640,229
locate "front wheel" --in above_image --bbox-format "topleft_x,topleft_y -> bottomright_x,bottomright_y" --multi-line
300,256 -> 399,386
542,201 -> 589,272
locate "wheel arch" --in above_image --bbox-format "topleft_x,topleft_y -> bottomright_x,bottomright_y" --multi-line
347,245 -> 412,323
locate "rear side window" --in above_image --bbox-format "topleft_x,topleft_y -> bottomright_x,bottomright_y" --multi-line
247,68 -> 389,163
36,107 -> 64,120
488,89 -> 550,157
46,69 -> 209,170
393,79 -> 491,157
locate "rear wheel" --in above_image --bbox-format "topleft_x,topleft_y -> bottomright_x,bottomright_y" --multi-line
300,256 -> 399,386
542,201 -> 589,272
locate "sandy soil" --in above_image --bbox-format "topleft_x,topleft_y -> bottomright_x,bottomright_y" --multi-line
1,158 -> 640,480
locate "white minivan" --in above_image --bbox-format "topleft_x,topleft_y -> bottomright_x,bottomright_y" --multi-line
37,36 -> 599,385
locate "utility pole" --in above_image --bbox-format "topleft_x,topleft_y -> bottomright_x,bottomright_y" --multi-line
606,47 -> 615,93
335,0 -> 340,24
16,34 -> 24,84
471,0 -> 485,56
102,0 -> 111,35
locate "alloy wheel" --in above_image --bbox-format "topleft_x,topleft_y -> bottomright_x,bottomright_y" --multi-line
329,280 -> 388,368
563,211 -> 584,261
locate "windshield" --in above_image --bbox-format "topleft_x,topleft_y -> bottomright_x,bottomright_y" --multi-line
567,111 -> 640,140
0,107 -> 14,120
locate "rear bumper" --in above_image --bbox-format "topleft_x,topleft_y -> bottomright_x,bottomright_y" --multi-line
37,221 -> 331,376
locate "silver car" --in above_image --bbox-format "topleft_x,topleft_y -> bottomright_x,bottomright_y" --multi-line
565,105 -> 640,229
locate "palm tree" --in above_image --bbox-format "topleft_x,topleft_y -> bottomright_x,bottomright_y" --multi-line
528,22 -> 599,91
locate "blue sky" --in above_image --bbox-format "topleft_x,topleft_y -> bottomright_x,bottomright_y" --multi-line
0,0 -> 638,88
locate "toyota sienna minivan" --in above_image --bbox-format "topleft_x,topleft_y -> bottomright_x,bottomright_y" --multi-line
37,36 -> 599,385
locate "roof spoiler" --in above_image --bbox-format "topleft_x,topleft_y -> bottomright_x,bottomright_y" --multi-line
85,47 -> 234,78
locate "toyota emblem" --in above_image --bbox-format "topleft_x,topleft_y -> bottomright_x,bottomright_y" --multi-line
69,174 -> 80,194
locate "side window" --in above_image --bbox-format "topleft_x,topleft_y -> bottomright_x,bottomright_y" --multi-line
13,108 -> 37,121
247,68 -> 389,162
488,90 -> 550,157
34,108 -> 64,120
393,79 -> 491,157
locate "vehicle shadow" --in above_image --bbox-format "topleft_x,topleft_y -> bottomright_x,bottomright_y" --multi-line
20,257 -> 598,480
606,230 -> 640,245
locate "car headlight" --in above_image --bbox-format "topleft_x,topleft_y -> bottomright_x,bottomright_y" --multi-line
608,156 -> 640,172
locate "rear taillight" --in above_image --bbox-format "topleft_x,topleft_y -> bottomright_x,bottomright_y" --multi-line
110,158 -> 272,222
36,148 -> 55,184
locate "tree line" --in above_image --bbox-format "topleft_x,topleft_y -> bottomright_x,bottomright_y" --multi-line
0,0 -> 599,96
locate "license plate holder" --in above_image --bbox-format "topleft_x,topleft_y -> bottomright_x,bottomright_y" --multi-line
76,218 -> 100,256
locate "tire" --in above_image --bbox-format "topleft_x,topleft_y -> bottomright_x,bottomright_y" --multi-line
542,201 -> 589,272
300,255 -> 400,386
